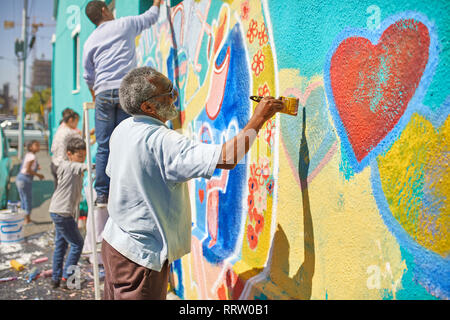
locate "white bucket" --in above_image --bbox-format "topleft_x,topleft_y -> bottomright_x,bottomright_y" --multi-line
0,209 -> 27,244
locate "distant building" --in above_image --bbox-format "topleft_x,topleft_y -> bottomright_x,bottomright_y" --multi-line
31,59 -> 51,93
0,83 -> 14,114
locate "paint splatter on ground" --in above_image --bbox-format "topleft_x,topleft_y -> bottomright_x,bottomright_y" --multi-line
0,230 -> 101,300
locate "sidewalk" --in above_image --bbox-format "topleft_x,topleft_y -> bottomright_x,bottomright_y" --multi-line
0,150 -> 98,300
1,150 -> 180,300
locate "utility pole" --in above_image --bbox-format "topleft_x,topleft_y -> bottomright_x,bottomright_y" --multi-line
17,0 -> 28,160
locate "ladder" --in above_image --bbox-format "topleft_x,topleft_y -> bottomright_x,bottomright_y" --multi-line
82,102 -> 101,300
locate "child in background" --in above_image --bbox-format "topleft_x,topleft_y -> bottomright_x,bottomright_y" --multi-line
15,140 -> 44,224
48,137 -> 88,289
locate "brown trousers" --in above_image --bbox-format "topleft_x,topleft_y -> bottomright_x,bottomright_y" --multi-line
101,239 -> 169,300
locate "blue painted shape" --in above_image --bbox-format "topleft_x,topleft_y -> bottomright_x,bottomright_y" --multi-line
170,259 -> 184,299
191,24 -> 250,264
370,161 -> 450,299
166,48 -> 188,112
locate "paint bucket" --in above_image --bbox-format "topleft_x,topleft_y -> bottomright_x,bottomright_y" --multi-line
0,209 -> 26,244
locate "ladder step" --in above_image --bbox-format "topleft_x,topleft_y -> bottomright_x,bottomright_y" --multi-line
83,102 -> 95,110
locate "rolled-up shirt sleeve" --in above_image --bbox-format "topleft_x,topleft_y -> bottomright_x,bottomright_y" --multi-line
158,129 -> 222,183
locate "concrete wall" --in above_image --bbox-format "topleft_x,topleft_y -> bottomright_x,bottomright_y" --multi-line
136,0 -> 449,300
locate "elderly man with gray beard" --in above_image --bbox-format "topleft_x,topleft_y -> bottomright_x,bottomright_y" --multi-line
101,66 -> 285,300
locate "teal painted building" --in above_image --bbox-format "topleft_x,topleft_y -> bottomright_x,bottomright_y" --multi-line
50,0 -> 154,142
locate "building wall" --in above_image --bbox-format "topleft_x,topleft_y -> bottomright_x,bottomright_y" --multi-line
136,0 -> 449,300
53,0 -> 449,299
52,0 -> 98,132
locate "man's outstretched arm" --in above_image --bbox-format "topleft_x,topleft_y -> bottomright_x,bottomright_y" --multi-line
216,97 -> 284,170
128,0 -> 161,35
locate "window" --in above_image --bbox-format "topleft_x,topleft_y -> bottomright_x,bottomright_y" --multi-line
72,25 -> 81,93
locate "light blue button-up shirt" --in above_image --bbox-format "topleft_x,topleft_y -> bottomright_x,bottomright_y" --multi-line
82,6 -> 160,95
102,115 -> 222,271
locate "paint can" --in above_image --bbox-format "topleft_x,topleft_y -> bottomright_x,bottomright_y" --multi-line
0,209 -> 26,244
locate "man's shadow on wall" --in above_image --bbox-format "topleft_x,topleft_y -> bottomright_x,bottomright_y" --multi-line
237,107 -> 315,300
269,107 -> 315,299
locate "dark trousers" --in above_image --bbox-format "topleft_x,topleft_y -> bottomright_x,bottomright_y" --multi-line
101,239 -> 169,300
15,173 -> 33,215
94,89 -> 130,198
50,213 -> 84,281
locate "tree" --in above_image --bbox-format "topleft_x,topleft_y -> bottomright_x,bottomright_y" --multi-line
25,87 -> 51,115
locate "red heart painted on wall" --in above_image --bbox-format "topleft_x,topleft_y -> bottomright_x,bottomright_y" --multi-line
329,19 -> 430,163
198,189 -> 205,204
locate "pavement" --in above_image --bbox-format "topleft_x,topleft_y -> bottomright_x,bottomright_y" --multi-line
0,150 -> 99,300
0,150 -> 180,300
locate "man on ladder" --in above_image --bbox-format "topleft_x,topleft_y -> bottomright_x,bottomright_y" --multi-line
81,0 -> 162,299
82,0 -> 161,207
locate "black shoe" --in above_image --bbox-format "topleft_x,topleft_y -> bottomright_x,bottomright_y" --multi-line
94,194 -> 108,208
51,279 -> 60,289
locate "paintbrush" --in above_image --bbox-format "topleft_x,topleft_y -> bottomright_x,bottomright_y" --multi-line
250,95 -> 299,116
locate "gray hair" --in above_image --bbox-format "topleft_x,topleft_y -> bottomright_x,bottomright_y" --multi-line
119,66 -> 162,116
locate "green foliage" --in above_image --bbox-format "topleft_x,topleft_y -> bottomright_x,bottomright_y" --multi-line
25,87 -> 51,115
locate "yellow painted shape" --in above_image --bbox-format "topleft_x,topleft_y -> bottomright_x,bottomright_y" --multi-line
180,253 -> 199,300
182,65 -> 213,127
184,62 -> 200,104
245,140 -> 406,299
238,1 -> 278,271
378,114 -> 450,257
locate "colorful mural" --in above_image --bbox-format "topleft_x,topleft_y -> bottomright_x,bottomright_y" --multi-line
135,0 -> 449,300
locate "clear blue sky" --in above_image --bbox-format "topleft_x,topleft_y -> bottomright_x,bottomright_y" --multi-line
0,0 -> 55,101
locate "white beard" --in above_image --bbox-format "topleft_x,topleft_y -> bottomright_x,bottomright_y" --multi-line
157,103 -> 179,121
